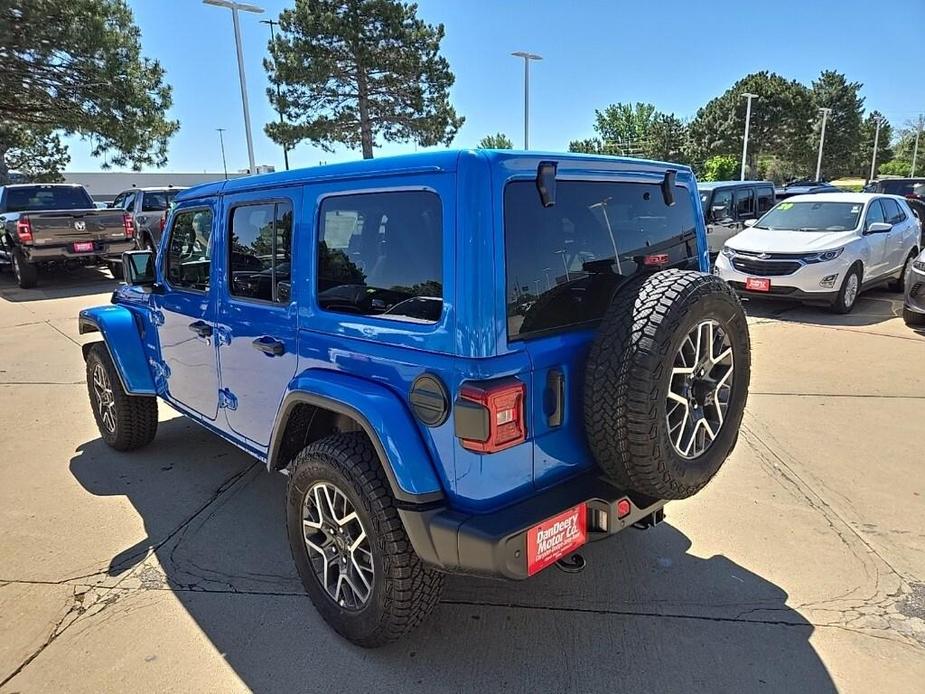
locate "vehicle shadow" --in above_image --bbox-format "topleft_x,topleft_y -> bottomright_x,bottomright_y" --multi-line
743,288 -> 903,327
0,264 -> 118,302
69,419 -> 836,692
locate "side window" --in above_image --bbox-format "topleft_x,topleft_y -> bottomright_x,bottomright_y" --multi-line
880,198 -> 905,224
757,188 -> 774,213
228,201 -> 293,303
865,200 -> 886,230
734,188 -> 755,218
165,208 -> 213,291
317,190 -> 443,322
711,190 -> 733,220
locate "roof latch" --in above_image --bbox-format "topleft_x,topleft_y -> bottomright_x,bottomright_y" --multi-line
536,161 -> 558,208
661,169 -> 677,207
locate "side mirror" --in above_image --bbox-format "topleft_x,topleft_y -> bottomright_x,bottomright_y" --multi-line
865,222 -> 892,234
743,218 -> 758,227
123,250 -> 155,286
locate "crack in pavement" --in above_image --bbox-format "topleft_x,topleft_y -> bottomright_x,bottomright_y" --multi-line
749,392 -> 925,400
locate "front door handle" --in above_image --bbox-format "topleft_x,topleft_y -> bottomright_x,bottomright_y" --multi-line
188,320 -> 212,338
252,336 -> 285,356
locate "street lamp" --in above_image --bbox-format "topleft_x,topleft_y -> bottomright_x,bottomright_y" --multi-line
815,107 -> 832,181
869,116 -> 885,182
260,18 -> 290,171
511,51 -> 542,149
912,115 -> 922,178
740,93 -> 758,181
203,0 -> 264,175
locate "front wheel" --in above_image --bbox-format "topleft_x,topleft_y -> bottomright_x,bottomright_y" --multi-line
830,265 -> 862,314
85,343 -> 158,450
286,432 -> 444,647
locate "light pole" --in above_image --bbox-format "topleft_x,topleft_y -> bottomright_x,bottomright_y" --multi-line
912,115 -> 922,178
815,107 -> 832,181
511,51 -> 542,149
260,18 -> 290,171
869,116 -> 885,182
554,249 -> 571,282
216,128 -> 228,179
203,0 -> 264,175
740,93 -> 758,181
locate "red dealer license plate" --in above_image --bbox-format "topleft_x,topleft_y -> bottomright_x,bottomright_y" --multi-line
526,503 -> 587,576
73,241 -> 94,253
745,277 -> 771,292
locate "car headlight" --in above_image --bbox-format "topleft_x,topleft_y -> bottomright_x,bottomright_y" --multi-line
913,260 -> 925,273
803,248 -> 844,263
721,247 -> 736,259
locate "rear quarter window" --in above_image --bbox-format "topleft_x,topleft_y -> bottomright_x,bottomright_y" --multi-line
505,179 -> 699,339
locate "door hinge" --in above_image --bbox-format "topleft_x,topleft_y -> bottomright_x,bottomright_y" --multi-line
218,388 -> 238,411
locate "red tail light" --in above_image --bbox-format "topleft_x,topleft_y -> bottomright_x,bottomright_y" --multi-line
456,379 -> 526,453
16,216 -> 33,243
122,213 -> 134,238
159,214 -> 166,232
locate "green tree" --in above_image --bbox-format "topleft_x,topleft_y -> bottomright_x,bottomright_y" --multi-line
645,113 -> 688,163
0,125 -> 69,183
878,160 -> 911,177
687,72 -> 814,174
702,155 -> 739,182
0,0 -> 178,183
266,0 -> 464,159
857,112 -> 893,178
810,71 -> 864,179
568,102 -> 687,161
478,132 -> 513,149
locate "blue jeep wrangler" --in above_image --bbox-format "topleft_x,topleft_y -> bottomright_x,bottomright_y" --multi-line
79,150 -> 750,647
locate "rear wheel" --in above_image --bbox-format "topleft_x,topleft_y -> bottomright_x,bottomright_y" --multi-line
85,343 -> 158,451
287,432 -> 444,647
12,250 -> 38,289
584,270 -> 751,500
830,265 -> 862,314
889,251 -> 915,293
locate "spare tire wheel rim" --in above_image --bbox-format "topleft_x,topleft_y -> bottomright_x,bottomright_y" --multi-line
667,319 -> 734,459
301,481 -> 374,611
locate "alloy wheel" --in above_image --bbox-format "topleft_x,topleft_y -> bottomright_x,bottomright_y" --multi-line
666,319 -> 734,459
12,255 -> 21,282
92,363 -> 116,433
301,481 -> 374,610
844,273 -> 859,309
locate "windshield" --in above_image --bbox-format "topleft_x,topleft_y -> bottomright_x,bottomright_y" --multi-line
4,186 -> 93,212
755,201 -> 862,232
505,179 -> 699,338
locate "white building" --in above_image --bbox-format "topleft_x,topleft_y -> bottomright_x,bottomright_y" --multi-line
62,168 -> 274,202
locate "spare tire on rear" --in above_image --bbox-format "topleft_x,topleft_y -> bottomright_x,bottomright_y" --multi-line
584,270 -> 750,500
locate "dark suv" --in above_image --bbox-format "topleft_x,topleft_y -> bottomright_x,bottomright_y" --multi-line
865,178 -> 925,242
78,151 -> 751,647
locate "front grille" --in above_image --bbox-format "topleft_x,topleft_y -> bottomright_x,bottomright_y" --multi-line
731,257 -> 801,276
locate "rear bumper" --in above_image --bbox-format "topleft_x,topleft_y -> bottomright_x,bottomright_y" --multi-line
399,472 -> 666,580
21,240 -> 134,264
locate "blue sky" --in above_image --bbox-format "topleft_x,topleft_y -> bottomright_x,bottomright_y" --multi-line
64,0 -> 924,173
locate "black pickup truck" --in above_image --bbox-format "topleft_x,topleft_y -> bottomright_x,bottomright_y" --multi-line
0,183 -> 135,288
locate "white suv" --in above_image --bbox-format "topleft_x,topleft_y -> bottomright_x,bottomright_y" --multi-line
714,193 -> 920,313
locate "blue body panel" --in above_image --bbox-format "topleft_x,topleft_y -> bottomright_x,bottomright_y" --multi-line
78,305 -> 156,395
89,149 -> 709,514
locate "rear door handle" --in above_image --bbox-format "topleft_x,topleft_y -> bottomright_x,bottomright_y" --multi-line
188,320 -> 212,338
252,336 -> 285,356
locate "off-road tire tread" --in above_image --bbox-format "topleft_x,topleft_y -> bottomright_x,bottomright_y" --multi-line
289,432 -> 444,647
85,342 -> 158,451
584,269 -> 749,499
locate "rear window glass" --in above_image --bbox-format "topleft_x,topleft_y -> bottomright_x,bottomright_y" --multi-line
141,190 -> 180,212
4,186 -> 93,212
505,180 -> 699,339
877,179 -> 924,197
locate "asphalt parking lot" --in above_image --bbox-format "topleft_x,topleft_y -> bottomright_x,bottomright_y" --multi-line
0,268 -> 923,693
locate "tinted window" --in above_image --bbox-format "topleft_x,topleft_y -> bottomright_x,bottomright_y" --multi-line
229,201 -> 293,303
165,208 -> 213,291
505,180 -> 698,339
757,201 -> 862,231
710,189 -> 734,220
880,198 -> 905,224
735,188 -> 755,217
317,191 -> 443,321
757,188 -> 774,213
878,179 -> 925,197
142,190 -> 180,212
5,186 -> 93,212
865,200 -> 885,229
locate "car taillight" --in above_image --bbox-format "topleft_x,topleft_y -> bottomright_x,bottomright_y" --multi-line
455,379 -> 526,453
160,215 -> 166,232
16,216 -> 33,243
122,213 -> 134,238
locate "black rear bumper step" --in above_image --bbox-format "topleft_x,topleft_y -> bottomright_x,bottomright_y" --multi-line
399,472 -> 666,580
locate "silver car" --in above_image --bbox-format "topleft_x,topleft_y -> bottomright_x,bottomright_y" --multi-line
904,248 -> 925,327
